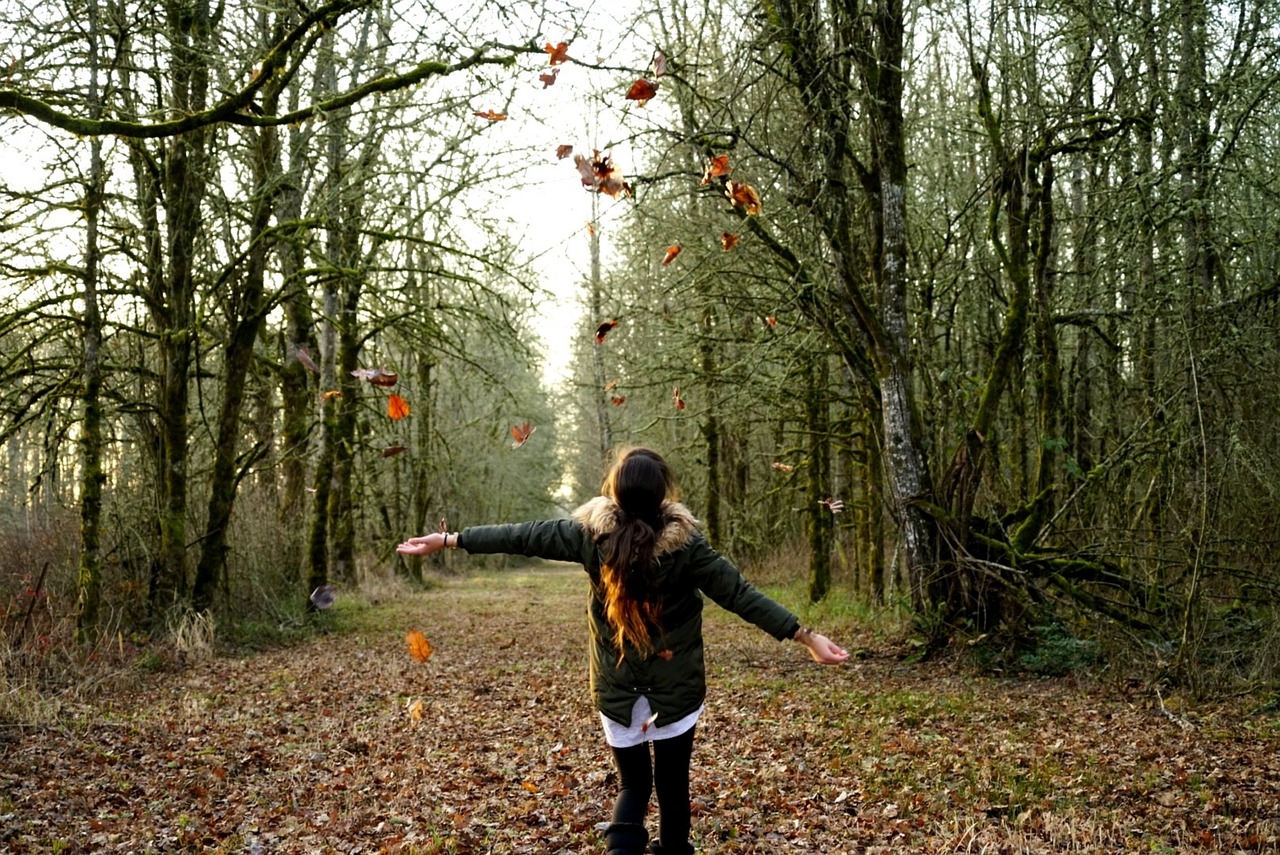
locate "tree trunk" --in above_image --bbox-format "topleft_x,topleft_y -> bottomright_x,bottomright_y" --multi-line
76,0 -> 107,640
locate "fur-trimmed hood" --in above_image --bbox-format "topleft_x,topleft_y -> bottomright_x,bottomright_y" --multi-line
572,496 -> 699,556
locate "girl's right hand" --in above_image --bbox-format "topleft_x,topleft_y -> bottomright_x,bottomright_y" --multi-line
396,533 -> 447,556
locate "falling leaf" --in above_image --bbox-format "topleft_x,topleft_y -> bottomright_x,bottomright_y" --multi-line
594,319 -> 619,343
351,367 -> 398,387
652,50 -> 668,78
701,154 -> 731,186
382,445 -> 408,458
407,698 -> 425,723
321,389 -> 342,401
473,109 -> 507,121
819,497 -> 845,514
405,630 -> 433,662
625,78 -> 658,104
656,649 -> 674,661
586,221 -> 596,236
388,394 -> 411,421
726,180 -> 763,215
511,421 -> 537,449
539,69 -> 558,88
555,144 -> 574,160
574,150 -> 628,198
771,462 -> 794,472
662,244 -> 682,266
765,315 -> 778,327
294,346 -> 319,374
672,386 -> 686,410
521,780 -> 539,793
545,41 -> 571,65
439,517 -> 448,533
310,585 -> 337,609
720,232 -> 740,251
611,395 -> 626,406
603,379 -> 618,392
640,711 -> 659,734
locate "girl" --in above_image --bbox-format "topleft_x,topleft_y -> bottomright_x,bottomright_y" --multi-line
396,447 -> 848,855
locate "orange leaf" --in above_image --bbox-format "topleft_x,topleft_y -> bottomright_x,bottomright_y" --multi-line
539,69 -> 558,88
765,315 -> 778,327
321,389 -> 342,401
603,379 -> 618,392
555,144 -> 574,160
405,630 -> 433,663
726,180 -> 762,215
388,394 -> 411,421
672,386 -> 686,410
594,319 -> 618,344
701,154 -> 731,185
474,109 -> 507,121
611,395 -> 626,406
352,367 -> 397,387
521,780 -> 539,793
662,244 -> 682,266
656,648 -> 674,661
720,232 -> 740,251
625,78 -> 658,104
545,41 -> 571,65
511,421 -> 537,449
408,698 -> 425,722
771,461 -> 794,472
586,221 -> 596,236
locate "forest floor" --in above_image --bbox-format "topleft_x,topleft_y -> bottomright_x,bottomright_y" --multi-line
2,563 -> 1279,854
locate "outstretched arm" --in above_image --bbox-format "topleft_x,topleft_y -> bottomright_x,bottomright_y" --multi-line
396,531 -> 458,557
792,626 -> 850,665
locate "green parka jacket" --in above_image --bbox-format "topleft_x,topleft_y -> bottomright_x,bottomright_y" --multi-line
457,496 -> 801,728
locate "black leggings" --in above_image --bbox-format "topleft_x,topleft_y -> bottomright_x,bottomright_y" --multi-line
610,727 -> 696,847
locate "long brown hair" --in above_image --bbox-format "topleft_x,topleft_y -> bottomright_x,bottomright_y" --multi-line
598,447 -> 677,656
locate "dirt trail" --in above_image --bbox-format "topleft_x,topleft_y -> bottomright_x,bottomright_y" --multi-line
1,564 -> 1278,853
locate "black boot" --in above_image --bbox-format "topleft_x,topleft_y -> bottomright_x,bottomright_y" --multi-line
649,842 -> 694,855
603,822 -> 649,855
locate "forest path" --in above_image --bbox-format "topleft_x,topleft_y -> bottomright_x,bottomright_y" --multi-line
2,563 -> 1278,853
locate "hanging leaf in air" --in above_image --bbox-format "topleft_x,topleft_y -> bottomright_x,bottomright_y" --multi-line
625,78 -> 658,105
672,386 -> 686,410
388,394 -> 411,421
555,144 -> 573,159
310,584 -> 337,609
352,367 -> 398,387
726,180 -> 763,215
545,41 -> 571,65
652,50 -> 668,78
382,445 -> 408,458
294,346 -> 319,374
771,462 -> 794,472
611,395 -> 626,406
594,319 -> 619,343
701,154 -> 731,186
539,69 -> 558,88
474,109 -> 507,121
662,244 -> 682,266
406,630 -> 433,662
511,421 -> 537,449
603,379 -> 619,392
720,232 -> 740,251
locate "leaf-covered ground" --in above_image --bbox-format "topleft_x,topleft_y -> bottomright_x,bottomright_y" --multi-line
3,564 -> 1279,853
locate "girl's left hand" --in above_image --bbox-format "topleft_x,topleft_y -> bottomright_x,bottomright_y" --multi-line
396,533 -> 447,557
800,631 -> 850,664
